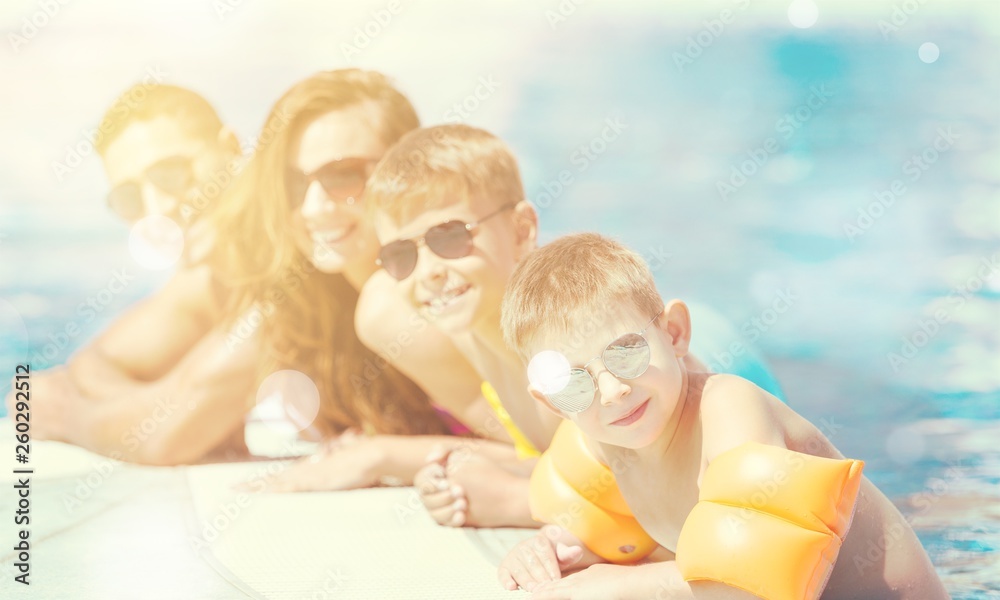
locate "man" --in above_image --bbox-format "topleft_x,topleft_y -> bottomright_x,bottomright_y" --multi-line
9,84 -> 255,465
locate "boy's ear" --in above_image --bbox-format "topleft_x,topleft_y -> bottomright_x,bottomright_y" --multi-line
659,299 -> 692,357
512,201 -> 539,259
528,383 -> 565,420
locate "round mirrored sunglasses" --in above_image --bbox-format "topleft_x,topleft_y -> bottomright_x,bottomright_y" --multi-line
540,315 -> 660,413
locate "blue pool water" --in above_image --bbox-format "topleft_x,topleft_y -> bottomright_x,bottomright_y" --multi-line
2,10 -> 998,597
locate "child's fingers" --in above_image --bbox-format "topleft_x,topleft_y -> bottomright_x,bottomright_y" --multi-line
497,566 -> 519,591
524,534 -> 563,579
427,505 -> 453,525
413,465 -> 446,495
500,560 -> 538,592
424,443 -> 454,464
428,499 -> 465,526
414,463 -> 446,490
516,547 -> 555,589
530,580 -> 571,600
420,488 -> 457,510
538,545 -> 564,579
554,543 -> 584,568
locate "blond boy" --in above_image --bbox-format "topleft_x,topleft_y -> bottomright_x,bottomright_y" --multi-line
495,233 -> 947,599
363,125 -> 711,527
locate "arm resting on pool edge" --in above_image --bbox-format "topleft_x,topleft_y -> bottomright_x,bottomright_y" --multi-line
67,264 -> 220,399
71,326 -> 257,465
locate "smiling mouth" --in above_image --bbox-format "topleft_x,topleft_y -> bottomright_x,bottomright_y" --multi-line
610,399 -> 650,426
311,224 -> 356,246
423,284 -> 471,313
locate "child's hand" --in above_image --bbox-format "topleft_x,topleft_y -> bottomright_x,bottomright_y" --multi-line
497,526 -> 584,592
530,563 -> 631,600
414,444 -> 467,526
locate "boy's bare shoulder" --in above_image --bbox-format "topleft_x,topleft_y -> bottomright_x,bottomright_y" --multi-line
698,373 -> 786,461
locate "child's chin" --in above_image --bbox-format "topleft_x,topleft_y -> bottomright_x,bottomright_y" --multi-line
610,422 -> 666,449
420,298 -> 480,332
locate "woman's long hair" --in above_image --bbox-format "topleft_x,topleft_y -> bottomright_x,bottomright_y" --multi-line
211,69 -> 450,437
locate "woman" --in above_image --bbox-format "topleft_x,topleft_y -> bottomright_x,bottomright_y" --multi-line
211,69 -> 515,491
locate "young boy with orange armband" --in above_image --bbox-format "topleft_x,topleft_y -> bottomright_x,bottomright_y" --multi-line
496,233 -> 947,599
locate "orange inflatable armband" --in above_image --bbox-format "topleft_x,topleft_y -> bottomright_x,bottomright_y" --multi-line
676,443 -> 864,600
529,421 -> 657,564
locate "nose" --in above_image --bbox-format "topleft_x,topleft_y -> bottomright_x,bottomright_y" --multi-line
595,367 -> 632,408
141,181 -> 179,218
411,243 -> 447,289
299,181 -> 337,219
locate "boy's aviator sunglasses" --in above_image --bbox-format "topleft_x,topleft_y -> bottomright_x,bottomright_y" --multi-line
376,202 -> 515,280
539,315 -> 660,413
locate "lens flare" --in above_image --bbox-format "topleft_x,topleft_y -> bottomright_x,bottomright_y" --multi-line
528,350 -> 572,395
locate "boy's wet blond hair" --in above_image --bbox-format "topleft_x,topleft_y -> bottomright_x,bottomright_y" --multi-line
365,124 -> 524,222
502,233 -> 666,361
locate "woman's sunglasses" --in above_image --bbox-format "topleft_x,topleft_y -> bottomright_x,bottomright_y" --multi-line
376,203 -> 515,280
106,155 -> 194,222
285,157 -> 378,208
539,315 -> 661,413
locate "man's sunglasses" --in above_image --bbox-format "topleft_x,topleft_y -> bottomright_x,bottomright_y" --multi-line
376,203 -> 515,280
538,315 -> 661,413
285,157 -> 378,208
106,156 -> 194,222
